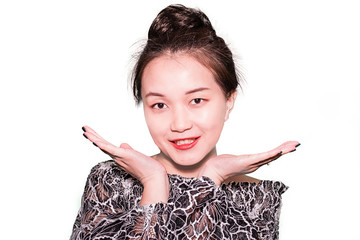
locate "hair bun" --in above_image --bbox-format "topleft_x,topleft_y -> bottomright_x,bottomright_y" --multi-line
148,4 -> 216,42
132,4 -> 241,104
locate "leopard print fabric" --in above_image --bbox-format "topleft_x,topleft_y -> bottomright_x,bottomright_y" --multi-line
70,160 -> 287,240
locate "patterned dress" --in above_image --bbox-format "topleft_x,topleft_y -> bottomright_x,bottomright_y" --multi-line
70,160 -> 287,240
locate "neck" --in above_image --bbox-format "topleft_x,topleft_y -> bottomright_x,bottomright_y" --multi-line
153,148 -> 217,178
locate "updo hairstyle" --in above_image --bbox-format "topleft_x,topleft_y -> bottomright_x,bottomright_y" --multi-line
132,4 -> 242,104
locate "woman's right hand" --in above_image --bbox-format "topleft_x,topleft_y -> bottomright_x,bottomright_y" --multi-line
82,126 -> 169,205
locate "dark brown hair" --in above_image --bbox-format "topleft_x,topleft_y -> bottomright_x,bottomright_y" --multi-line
132,4 -> 242,104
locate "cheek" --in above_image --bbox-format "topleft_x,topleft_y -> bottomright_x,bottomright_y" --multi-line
144,110 -> 168,140
194,102 -> 227,134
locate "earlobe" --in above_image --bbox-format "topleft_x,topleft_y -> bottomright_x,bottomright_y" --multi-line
224,91 -> 237,121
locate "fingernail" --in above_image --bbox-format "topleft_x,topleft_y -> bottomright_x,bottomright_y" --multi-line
82,126 -> 86,132
290,149 -> 296,153
83,133 -> 88,139
278,151 -> 283,155
93,142 -> 98,147
295,143 -> 301,148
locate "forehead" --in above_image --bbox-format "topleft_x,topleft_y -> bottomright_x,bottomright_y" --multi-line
141,54 -> 220,94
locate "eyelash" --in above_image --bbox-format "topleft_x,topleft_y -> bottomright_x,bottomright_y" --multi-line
151,98 -> 205,110
152,103 -> 167,109
190,98 -> 204,105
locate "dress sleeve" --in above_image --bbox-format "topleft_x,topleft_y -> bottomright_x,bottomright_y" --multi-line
220,180 -> 288,239
70,161 -> 169,240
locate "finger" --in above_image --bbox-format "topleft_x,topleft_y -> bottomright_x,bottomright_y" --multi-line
120,143 -> 133,150
245,148 -> 283,164
250,151 -> 282,167
94,140 -> 127,157
82,125 -> 96,133
247,141 -> 300,162
83,130 -> 114,146
82,125 -> 109,142
83,130 -> 136,159
275,141 -> 301,154
83,131 -> 117,154
248,141 -> 300,167
82,125 -> 107,142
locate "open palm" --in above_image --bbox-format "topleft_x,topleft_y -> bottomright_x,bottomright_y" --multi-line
199,141 -> 300,185
82,126 -> 166,185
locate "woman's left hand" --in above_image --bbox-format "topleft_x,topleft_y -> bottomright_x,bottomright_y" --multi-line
198,141 -> 300,185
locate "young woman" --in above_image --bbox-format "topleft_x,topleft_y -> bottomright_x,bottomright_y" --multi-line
71,4 -> 299,239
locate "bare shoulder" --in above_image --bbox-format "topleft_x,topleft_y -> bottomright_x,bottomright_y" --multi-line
224,175 -> 261,184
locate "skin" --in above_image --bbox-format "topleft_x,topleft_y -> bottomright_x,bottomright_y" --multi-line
141,54 -> 235,178
82,54 -> 300,206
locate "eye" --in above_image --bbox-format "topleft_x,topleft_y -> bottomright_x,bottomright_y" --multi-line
152,103 -> 167,109
190,98 -> 204,105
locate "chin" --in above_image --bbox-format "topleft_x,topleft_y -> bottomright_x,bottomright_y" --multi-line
168,149 -> 214,168
173,157 -> 202,167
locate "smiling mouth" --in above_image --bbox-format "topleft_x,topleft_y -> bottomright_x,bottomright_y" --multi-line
173,138 -> 195,145
170,137 -> 200,150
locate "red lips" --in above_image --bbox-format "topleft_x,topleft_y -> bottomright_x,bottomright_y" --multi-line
169,137 -> 200,150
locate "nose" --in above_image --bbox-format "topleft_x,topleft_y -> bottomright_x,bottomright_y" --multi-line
170,107 -> 192,133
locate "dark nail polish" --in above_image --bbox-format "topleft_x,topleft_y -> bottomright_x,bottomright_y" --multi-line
82,126 -> 86,132
93,142 -> 98,147
83,133 -> 88,139
295,143 -> 301,148
290,149 -> 296,153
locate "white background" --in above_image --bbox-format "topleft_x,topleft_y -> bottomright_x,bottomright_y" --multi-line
1,0 -> 359,239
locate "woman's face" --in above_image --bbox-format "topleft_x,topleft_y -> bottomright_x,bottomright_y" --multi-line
141,54 -> 236,173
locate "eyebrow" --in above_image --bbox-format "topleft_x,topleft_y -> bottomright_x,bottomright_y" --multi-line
144,87 -> 210,98
185,87 -> 210,95
144,92 -> 165,98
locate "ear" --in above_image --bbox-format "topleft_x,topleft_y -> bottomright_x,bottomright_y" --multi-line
224,90 -> 237,121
